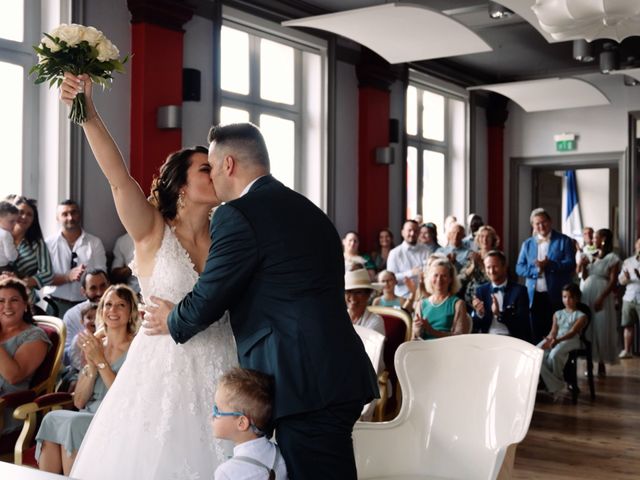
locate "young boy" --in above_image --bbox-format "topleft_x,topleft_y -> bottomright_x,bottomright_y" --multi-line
0,201 -> 19,273
213,368 -> 288,480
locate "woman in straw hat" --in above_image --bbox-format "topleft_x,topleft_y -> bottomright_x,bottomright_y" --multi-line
344,269 -> 385,335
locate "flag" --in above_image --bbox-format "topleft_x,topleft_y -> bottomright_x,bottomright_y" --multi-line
562,170 -> 582,240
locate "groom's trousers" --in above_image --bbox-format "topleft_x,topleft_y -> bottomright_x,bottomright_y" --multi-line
275,400 -> 363,480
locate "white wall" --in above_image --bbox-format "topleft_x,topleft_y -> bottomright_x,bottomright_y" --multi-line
333,60 -> 358,237
576,168 -> 610,231
507,73 -> 639,158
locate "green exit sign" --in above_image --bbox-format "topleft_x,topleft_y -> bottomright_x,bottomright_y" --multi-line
554,133 -> 577,152
556,139 -> 576,151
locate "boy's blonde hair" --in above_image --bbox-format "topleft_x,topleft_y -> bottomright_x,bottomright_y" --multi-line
218,368 -> 274,434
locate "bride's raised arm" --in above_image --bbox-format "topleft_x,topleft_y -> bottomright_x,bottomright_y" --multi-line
59,72 -> 162,243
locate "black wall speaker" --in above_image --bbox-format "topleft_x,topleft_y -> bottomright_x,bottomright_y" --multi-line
389,118 -> 400,144
183,68 -> 201,102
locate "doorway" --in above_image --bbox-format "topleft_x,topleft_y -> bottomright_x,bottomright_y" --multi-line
509,151 -> 629,269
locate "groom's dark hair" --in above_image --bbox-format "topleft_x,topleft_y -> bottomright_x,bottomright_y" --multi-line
208,123 -> 270,170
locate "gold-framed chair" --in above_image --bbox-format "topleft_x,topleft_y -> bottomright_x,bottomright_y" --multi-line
366,306 -> 412,419
0,316 -> 66,463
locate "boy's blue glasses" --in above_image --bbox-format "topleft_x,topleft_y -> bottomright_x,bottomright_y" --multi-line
212,404 -> 244,418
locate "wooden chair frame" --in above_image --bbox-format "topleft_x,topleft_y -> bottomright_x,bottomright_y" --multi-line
366,306 -> 412,420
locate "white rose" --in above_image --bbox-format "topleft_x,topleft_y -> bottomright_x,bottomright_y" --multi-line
96,39 -> 120,62
53,23 -> 85,47
40,35 -> 60,53
82,26 -> 104,47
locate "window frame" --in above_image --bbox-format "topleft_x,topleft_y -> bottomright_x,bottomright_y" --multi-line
0,0 -> 40,195
220,7 -> 328,209
405,70 -> 469,230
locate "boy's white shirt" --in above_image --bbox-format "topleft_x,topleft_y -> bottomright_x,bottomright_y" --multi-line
214,437 -> 288,480
0,228 -> 18,265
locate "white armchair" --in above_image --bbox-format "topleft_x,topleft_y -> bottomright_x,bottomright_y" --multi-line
354,325 -> 386,421
353,334 -> 543,479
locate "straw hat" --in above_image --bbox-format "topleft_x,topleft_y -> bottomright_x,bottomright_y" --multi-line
344,269 -> 383,291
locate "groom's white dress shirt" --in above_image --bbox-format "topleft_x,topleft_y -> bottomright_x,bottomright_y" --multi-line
387,241 -> 429,298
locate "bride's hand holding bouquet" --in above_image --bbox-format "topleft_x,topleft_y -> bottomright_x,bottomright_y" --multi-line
30,24 -> 128,124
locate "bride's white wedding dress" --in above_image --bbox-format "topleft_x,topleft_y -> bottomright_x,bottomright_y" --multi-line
71,225 -> 238,479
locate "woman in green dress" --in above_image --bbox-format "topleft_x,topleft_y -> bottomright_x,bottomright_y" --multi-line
413,258 -> 470,340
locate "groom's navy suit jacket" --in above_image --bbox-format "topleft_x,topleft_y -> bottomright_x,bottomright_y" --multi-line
472,281 -> 532,343
168,175 -> 378,420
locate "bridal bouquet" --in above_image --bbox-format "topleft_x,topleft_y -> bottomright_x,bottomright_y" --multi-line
29,24 -> 128,124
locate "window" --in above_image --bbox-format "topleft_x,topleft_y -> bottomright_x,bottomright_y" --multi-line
219,14 -> 326,208
0,0 -> 37,197
405,76 -> 468,234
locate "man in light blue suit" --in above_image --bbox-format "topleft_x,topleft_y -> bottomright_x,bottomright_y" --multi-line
516,208 -> 576,343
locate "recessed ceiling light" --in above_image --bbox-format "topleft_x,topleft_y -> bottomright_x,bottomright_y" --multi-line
488,1 -> 514,20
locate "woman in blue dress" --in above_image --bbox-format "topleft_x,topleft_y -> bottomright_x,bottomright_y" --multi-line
36,284 -> 138,475
0,278 -> 51,433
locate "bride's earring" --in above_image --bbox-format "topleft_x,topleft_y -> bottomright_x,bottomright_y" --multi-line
177,191 -> 186,210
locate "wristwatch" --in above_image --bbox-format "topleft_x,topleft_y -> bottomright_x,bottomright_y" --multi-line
97,362 -> 107,370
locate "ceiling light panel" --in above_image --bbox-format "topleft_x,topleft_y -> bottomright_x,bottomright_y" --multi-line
282,2 -> 492,64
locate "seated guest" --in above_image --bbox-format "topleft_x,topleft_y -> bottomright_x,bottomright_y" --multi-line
43,200 -> 107,318
7,197 -> 54,306
62,269 -> 109,365
343,231 -> 376,279
372,270 -> 405,309
0,201 -> 19,273
387,220 -> 429,298
0,278 -> 51,434
462,213 -> 484,251
461,226 -> 500,308
472,250 -> 532,342
437,223 -> 471,273
371,228 -> 394,272
418,222 -> 441,255
212,368 -> 287,480
69,304 -> 98,371
444,215 -> 457,234
413,259 -> 470,340
538,283 -> 587,395
36,284 -> 138,475
345,269 -> 385,335
111,232 -> 140,295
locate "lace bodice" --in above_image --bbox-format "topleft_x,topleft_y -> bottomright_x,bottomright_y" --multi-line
132,224 -> 199,303
72,225 -> 238,480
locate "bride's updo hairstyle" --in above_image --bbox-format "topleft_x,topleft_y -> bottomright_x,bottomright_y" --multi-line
149,146 -> 208,220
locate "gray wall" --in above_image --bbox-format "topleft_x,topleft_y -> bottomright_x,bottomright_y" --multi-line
80,0 -> 131,251
333,60 -> 359,237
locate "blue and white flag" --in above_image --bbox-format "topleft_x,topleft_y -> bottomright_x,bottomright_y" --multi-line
562,170 -> 582,240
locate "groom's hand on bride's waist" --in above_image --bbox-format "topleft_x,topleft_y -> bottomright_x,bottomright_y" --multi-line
142,296 -> 174,336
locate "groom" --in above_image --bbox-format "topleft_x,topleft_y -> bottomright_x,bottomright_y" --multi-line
145,123 -> 378,479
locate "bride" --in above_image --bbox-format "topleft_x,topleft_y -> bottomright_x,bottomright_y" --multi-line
59,73 -> 238,478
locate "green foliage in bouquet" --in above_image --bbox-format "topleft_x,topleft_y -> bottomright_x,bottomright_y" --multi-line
29,24 -> 129,124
